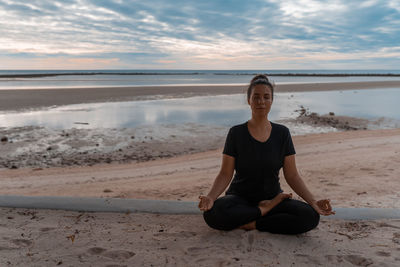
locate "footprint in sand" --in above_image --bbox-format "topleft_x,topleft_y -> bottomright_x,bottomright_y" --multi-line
325,255 -> 344,263
326,183 -> 339,186
0,246 -> 18,251
88,247 -> 107,255
344,255 -> 373,266
11,239 -> 33,248
376,251 -> 391,257
40,227 -> 56,232
247,232 -> 254,252
295,254 -> 322,265
237,231 -> 256,253
184,245 -> 231,265
392,232 -> 400,244
87,247 -> 135,261
103,250 -> 135,261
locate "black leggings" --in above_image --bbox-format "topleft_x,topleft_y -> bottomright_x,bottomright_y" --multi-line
203,195 -> 320,235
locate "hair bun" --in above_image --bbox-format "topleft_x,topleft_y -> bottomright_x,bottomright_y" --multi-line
251,74 -> 269,84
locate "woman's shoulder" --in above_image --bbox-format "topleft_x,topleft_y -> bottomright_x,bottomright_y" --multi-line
271,122 -> 291,134
229,122 -> 247,133
226,122 -> 248,139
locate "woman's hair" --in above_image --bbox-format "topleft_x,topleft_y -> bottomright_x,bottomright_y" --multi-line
247,74 -> 275,101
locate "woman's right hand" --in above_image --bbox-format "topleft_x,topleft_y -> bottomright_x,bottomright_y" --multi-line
198,195 -> 214,211
311,199 -> 335,216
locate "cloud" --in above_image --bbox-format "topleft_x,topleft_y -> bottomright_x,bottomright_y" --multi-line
0,0 -> 399,69
0,56 -> 120,69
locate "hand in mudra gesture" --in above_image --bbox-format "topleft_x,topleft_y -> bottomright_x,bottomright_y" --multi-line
311,199 -> 335,216
198,195 -> 214,211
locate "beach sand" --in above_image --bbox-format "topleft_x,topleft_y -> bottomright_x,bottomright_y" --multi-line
2,80 -> 400,112
1,83 -> 400,266
1,128 -> 400,266
1,128 -> 400,209
1,208 -> 399,266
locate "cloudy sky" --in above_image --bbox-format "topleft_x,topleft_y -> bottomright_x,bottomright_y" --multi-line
1,0 -> 399,69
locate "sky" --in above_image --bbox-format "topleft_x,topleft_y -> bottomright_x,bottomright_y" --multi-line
0,0 -> 400,70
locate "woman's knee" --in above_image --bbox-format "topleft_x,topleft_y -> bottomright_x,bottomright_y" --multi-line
308,208 -> 320,229
203,208 -> 235,231
300,204 -> 320,232
277,201 -> 320,234
202,197 -> 234,230
290,200 -> 320,227
202,195 -> 254,231
202,209 -> 217,229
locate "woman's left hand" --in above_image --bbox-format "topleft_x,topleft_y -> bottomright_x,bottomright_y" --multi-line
311,199 -> 335,216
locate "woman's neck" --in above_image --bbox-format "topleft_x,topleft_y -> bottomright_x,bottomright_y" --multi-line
248,116 -> 270,128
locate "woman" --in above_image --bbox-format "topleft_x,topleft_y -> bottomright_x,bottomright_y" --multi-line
198,74 -> 335,234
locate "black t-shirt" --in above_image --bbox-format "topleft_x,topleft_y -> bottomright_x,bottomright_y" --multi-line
223,121 -> 296,203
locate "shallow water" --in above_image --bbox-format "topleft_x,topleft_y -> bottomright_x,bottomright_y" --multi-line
2,71 -> 400,89
287,88 -> 400,120
0,88 -> 399,130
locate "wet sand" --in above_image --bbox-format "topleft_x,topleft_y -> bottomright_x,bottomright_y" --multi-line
1,80 -> 400,112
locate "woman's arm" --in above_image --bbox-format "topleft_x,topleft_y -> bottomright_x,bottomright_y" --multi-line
282,155 -> 316,204
198,154 -> 235,211
207,154 -> 235,200
283,154 -> 334,215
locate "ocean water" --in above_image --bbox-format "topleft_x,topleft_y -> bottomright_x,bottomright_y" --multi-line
1,88 -> 399,131
1,69 -> 400,89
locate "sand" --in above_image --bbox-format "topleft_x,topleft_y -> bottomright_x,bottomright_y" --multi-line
1,83 -> 400,266
1,128 -> 399,208
2,80 -> 400,112
1,208 -> 399,266
1,129 -> 400,265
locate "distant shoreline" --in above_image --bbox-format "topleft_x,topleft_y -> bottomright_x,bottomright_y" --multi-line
1,81 -> 400,112
2,72 -> 400,79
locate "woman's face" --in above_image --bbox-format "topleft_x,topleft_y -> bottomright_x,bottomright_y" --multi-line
248,84 -> 273,117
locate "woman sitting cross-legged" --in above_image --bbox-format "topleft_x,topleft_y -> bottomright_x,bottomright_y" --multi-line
198,74 -> 335,234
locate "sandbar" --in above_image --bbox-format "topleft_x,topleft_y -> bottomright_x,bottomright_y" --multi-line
1,80 -> 400,112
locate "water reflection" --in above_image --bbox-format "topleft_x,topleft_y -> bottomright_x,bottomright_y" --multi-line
293,88 -> 400,119
0,88 -> 399,129
2,74 -> 400,90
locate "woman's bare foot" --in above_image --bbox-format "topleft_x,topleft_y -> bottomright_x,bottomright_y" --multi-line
239,221 -> 256,230
238,193 -> 292,230
258,193 -> 292,216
